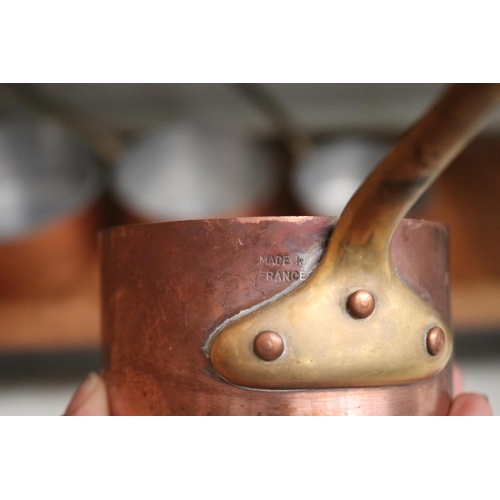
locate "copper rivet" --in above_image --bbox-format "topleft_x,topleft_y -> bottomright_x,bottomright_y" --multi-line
347,290 -> 375,319
253,331 -> 284,361
426,326 -> 445,356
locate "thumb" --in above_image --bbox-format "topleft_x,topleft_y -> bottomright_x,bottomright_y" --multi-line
64,373 -> 110,416
448,393 -> 493,416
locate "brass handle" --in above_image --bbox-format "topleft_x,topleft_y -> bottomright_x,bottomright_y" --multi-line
326,83 -> 500,265
208,84 -> 500,390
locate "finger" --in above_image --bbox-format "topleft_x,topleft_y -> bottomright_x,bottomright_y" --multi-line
453,364 -> 464,396
64,373 -> 110,416
448,393 -> 493,416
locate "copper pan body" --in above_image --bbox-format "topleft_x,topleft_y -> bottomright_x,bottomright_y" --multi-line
101,217 -> 452,415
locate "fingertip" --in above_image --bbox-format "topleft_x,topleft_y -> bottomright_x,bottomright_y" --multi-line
452,364 -> 464,396
64,373 -> 110,416
448,392 -> 493,416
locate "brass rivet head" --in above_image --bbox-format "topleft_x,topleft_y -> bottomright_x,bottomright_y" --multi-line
426,326 -> 445,356
347,290 -> 375,319
253,331 -> 284,361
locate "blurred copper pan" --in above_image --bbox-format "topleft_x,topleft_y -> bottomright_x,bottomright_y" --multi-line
0,120 -> 103,350
0,205 -> 100,298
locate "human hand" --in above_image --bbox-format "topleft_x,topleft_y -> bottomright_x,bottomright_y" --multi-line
64,366 -> 493,416
447,365 -> 493,416
64,373 -> 110,416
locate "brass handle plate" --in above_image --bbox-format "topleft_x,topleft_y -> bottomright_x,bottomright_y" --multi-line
207,84 -> 500,390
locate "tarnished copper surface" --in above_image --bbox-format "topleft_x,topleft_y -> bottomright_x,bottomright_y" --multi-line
101,217 -> 452,415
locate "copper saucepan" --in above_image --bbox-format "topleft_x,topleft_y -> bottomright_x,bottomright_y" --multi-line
101,84 -> 500,415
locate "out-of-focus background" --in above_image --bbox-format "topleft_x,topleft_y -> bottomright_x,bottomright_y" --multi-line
0,83 -> 499,415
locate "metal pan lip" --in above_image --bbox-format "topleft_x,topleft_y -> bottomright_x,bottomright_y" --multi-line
99,215 -> 448,237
